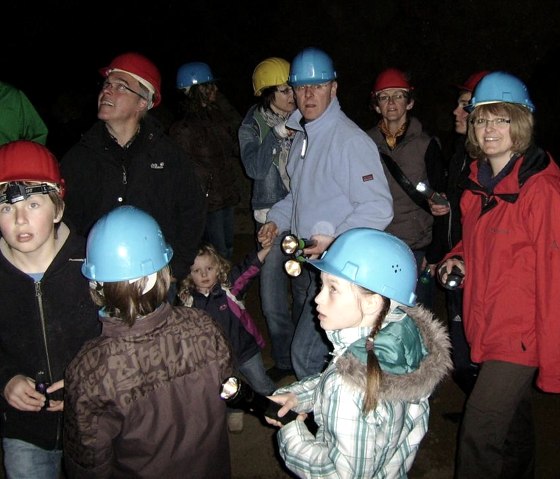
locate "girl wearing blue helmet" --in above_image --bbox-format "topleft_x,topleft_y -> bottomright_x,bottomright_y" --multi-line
266,227 -> 451,478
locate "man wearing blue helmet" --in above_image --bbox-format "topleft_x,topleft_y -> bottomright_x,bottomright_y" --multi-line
439,71 -> 560,477
64,206 -> 234,478
259,47 -> 393,380
265,227 -> 451,478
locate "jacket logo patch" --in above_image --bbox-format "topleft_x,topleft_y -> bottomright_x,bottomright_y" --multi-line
150,162 -> 165,170
362,174 -> 374,182
219,304 -> 228,311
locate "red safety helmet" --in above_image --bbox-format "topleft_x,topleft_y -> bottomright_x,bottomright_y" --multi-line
0,140 -> 65,198
455,70 -> 490,93
100,52 -> 162,108
372,68 -> 413,94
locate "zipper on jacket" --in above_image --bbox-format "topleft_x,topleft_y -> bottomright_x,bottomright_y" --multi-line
35,282 -> 62,446
122,164 -> 128,185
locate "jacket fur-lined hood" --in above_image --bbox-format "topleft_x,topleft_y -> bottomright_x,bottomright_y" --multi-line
335,305 -> 452,402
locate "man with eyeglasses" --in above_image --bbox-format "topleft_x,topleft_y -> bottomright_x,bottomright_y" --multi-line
259,47 -> 393,380
367,67 -> 447,311
60,52 -> 205,301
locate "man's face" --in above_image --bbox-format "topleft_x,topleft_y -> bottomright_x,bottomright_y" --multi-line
294,81 -> 337,121
97,71 -> 148,122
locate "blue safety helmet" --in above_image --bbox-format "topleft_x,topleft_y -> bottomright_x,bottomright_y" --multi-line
308,228 -> 417,306
288,47 -> 337,87
176,62 -> 215,89
82,206 -> 173,282
465,71 -> 535,112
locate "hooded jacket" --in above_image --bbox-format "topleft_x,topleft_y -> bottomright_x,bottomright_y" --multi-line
64,303 -> 233,478
60,115 -> 205,281
0,224 -> 100,450
445,146 -> 560,393
274,305 -> 451,479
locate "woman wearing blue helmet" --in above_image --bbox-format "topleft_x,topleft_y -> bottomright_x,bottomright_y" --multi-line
439,71 -> 560,477
266,227 -> 451,478
63,206 -> 234,478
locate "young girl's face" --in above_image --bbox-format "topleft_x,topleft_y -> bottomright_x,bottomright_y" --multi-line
190,253 -> 219,294
315,272 -> 375,331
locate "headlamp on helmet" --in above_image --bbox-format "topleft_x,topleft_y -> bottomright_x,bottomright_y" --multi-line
0,182 -> 59,205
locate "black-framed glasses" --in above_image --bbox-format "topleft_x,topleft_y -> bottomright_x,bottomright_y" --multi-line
471,117 -> 511,129
100,80 -> 147,100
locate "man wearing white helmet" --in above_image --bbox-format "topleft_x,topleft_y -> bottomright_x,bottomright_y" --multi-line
60,52 -> 205,299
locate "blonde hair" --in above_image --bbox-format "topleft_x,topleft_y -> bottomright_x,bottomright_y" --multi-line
353,284 -> 391,414
466,103 -> 534,159
178,243 -> 231,306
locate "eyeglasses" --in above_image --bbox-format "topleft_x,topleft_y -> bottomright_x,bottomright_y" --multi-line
293,82 -> 331,92
376,93 -> 407,103
471,117 -> 511,129
276,87 -> 293,95
101,80 -> 147,100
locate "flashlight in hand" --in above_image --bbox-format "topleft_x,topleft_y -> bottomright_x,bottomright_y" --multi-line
220,376 -> 299,425
416,181 -> 449,207
281,234 -> 316,277
438,264 -> 464,290
35,371 -> 50,410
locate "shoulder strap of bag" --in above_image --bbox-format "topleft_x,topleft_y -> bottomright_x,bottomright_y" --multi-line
380,153 -> 430,213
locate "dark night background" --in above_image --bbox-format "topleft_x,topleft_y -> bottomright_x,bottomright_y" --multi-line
3,0 -> 560,160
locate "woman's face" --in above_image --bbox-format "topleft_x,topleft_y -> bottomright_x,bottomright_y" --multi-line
270,83 -> 296,116
473,110 -> 514,161
453,91 -> 471,135
314,272 -> 374,331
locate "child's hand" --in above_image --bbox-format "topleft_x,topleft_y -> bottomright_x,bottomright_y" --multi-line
257,245 -> 272,263
265,392 -> 306,427
4,375 -> 46,412
46,379 -> 64,412
257,222 -> 278,249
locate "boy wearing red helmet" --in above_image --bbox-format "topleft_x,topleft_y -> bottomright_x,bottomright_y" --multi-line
0,140 -> 100,478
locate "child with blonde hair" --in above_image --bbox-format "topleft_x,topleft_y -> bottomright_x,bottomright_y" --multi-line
179,242 -> 276,432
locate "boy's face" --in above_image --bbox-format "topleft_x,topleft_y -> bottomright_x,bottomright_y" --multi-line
0,193 -> 62,256
190,253 -> 219,294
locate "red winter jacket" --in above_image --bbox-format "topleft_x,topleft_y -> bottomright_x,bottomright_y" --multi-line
445,146 -> 560,393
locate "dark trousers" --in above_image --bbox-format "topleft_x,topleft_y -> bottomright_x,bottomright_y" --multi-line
446,288 -> 479,395
456,360 -> 537,479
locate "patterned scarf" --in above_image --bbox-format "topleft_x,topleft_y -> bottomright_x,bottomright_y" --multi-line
259,106 -> 293,190
379,119 -> 408,150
